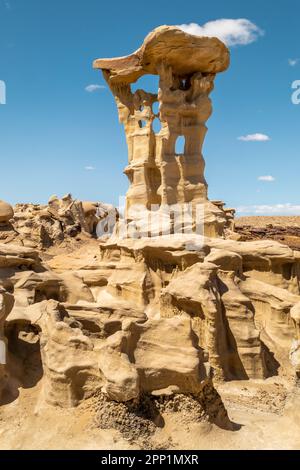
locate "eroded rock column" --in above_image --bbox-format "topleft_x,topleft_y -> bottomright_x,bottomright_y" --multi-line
157,63 -> 214,206
94,26 -> 230,237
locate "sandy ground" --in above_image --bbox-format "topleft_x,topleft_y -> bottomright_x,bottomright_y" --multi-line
1,378 -> 300,450
236,216 -> 300,227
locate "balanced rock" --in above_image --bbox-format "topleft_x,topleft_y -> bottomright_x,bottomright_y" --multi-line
94,25 -> 230,237
2,195 -> 118,249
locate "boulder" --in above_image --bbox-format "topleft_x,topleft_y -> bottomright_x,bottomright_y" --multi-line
0,200 -> 14,224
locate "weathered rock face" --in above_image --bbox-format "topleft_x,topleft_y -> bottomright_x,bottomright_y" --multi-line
88,26 -> 300,399
94,25 -> 229,85
94,25 -> 230,237
0,201 -> 15,245
132,316 -> 207,394
0,287 -> 14,399
0,200 -> 14,224
290,303 -> 300,379
0,242 -> 100,404
2,232 -> 300,410
4,288 -> 210,408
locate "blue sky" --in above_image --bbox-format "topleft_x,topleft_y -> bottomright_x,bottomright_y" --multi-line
0,0 -> 300,215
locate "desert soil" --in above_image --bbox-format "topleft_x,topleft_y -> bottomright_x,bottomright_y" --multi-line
236,216 -> 300,251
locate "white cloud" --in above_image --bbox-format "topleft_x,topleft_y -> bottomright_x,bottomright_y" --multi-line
85,84 -> 106,93
237,203 -> 300,215
258,175 -> 275,182
238,133 -> 270,142
178,19 -> 264,46
84,166 -> 96,171
288,58 -> 299,67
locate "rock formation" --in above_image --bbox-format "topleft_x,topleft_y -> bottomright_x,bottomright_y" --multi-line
94,25 -> 230,237
0,287 -> 14,398
91,26 -> 300,389
0,200 -> 14,225
290,302 -> 300,380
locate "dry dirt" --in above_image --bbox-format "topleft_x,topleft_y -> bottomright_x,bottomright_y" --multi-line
237,216 -> 300,227
236,216 -> 300,251
0,377 -> 300,450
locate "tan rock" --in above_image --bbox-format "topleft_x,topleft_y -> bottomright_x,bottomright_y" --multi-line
2,196 -> 117,249
290,302 -> 300,378
97,234 -> 300,382
82,201 -> 99,234
94,26 -> 230,237
35,300 -> 101,407
1,25 -> 300,449
0,200 -> 14,224
132,316 -> 206,394
0,243 -> 41,269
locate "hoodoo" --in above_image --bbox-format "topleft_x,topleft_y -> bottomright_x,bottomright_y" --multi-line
94,26 -> 231,237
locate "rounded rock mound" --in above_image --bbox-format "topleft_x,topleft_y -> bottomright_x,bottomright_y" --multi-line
0,200 -> 14,223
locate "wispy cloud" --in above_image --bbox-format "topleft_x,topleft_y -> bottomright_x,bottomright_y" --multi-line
288,58 -> 299,67
178,19 -> 264,46
1,0 -> 11,9
238,133 -> 270,142
84,166 -> 96,171
258,175 -> 275,182
237,203 -> 300,215
85,84 -> 106,93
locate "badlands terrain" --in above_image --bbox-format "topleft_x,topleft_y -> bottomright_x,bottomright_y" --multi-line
1,26 -> 300,451
236,217 -> 300,251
